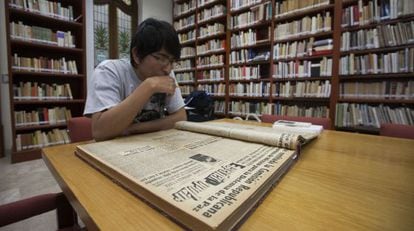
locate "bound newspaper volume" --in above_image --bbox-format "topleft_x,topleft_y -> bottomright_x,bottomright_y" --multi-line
75,121 -> 314,230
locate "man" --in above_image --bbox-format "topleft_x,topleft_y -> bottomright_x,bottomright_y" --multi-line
84,18 -> 187,141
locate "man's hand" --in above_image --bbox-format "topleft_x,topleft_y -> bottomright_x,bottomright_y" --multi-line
145,76 -> 177,95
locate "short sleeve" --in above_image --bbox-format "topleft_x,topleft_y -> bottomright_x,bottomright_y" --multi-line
84,63 -> 123,115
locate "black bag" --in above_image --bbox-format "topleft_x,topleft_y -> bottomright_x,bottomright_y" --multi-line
184,91 -> 214,122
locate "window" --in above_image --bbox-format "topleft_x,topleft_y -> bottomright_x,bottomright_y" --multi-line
94,0 -> 137,66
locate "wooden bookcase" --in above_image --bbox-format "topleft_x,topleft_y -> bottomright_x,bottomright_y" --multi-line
335,0 -> 414,133
4,0 -> 86,163
173,0 -> 414,134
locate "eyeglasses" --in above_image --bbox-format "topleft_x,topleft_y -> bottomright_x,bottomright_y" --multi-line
150,53 -> 176,67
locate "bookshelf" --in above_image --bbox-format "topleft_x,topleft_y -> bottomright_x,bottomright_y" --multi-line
173,0 -> 414,134
335,0 -> 414,133
271,0 -> 336,121
173,0 -> 228,116
5,0 -> 86,163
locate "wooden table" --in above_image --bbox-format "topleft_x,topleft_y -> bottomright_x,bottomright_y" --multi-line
42,120 -> 414,231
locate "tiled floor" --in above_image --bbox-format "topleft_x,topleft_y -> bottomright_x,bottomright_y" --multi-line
0,153 -> 60,231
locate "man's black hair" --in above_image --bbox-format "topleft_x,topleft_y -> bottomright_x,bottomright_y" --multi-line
130,18 -> 181,67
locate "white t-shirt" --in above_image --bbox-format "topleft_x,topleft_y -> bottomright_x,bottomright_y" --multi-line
84,59 -> 185,122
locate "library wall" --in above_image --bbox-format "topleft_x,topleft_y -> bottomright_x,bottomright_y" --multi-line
173,0 -> 414,134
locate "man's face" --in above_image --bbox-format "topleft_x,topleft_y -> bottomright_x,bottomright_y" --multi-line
137,49 -> 176,79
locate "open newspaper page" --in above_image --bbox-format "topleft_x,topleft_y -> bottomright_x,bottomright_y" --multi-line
76,127 -> 297,231
174,121 -> 306,149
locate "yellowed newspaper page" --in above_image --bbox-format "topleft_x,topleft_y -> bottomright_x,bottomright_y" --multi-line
77,128 -> 296,230
175,121 -> 304,149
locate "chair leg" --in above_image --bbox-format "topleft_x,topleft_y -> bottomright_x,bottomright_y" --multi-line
56,193 -> 78,229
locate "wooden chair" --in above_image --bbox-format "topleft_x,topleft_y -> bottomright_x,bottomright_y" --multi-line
0,192 -> 79,230
379,123 -> 414,139
67,117 -> 93,142
261,114 -> 332,130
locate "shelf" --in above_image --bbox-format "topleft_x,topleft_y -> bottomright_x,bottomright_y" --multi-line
11,39 -> 83,54
272,97 -> 330,102
274,4 -> 334,23
197,14 -> 226,26
273,31 -> 333,43
338,98 -> 414,104
341,14 -> 414,32
173,8 -> 196,20
230,60 -> 270,66
197,33 -> 226,43
272,76 -> 332,82
9,7 -> 82,29
15,122 -> 67,132
230,20 -> 272,32
13,99 -> 85,105
340,44 -> 414,56
339,73 -> 414,80
12,70 -> 85,78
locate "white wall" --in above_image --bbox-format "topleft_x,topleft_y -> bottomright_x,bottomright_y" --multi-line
139,0 -> 172,23
0,0 -> 173,156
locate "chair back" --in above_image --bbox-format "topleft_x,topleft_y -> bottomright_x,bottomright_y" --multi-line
0,192 -> 78,229
67,117 -> 93,142
261,114 -> 332,130
379,123 -> 414,139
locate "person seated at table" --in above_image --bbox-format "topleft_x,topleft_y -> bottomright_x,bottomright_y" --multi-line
84,18 -> 187,141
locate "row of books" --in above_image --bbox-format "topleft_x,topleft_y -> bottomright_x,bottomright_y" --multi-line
15,107 -> 72,127
335,103 -> 414,128
12,54 -> 78,74
197,55 -> 224,68
10,22 -> 75,48
196,39 -> 225,54
176,72 -> 194,84
272,104 -> 329,118
272,58 -> 333,78
339,81 -> 414,99
13,82 -> 73,100
274,0 -> 330,18
273,37 -> 333,60
9,0 -> 74,21
229,65 -> 261,80
176,59 -> 193,70
272,80 -> 331,98
341,21 -> 414,51
174,15 -> 195,31
198,23 -> 225,39
197,83 -> 226,96
231,28 -> 270,48
179,85 -> 195,95
228,100 -> 273,116
230,49 -> 270,64
173,0 -> 196,16
341,0 -> 414,28
339,48 -> 414,75
274,12 -> 332,40
228,100 -> 330,118
214,100 -> 226,114
178,30 -> 195,43
229,82 -> 268,97
198,0 -> 219,8
181,47 -> 196,58
197,5 -> 226,23
197,69 -> 225,82
230,2 -> 272,29
15,128 -> 70,151
230,0 -> 262,11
